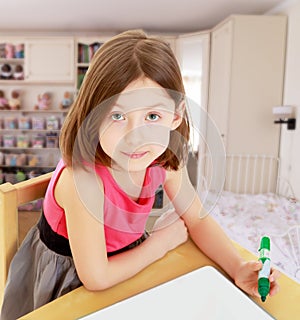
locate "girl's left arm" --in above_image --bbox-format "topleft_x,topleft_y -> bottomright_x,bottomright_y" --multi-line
164,166 -> 244,279
164,166 -> 280,297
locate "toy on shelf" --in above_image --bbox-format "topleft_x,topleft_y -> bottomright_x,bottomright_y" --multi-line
28,154 -> 46,167
16,170 -> 26,182
0,43 -> 5,58
34,92 -> 52,110
18,117 -> 31,130
17,153 -> 27,166
8,90 -> 21,110
28,170 -> 38,179
31,134 -> 45,148
28,155 -> 38,167
4,117 -> 17,129
0,64 -> 13,80
46,116 -> 60,130
0,90 -> 9,109
17,135 -> 30,148
60,91 -> 73,110
14,44 -> 24,59
5,43 -> 14,59
3,135 -> 15,147
4,153 -> 27,167
32,116 -> 45,130
46,132 -> 59,148
13,64 -> 24,80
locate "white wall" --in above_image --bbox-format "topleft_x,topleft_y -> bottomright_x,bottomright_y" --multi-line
269,0 -> 300,199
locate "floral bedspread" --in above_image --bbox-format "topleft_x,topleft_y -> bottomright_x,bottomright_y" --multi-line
209,191 -> 300,283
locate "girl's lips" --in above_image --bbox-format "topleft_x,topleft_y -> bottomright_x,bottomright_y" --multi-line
121,151 -> 148,159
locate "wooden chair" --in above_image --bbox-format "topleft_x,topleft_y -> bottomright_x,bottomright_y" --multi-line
0,172 -> 52,307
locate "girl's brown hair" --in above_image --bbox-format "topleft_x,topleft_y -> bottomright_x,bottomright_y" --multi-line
60,29 -> 190,170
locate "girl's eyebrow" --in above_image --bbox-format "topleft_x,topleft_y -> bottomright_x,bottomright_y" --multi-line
113,102 -> 171,111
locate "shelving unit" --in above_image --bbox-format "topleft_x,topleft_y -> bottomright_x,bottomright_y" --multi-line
0,35 -> 114,184
0,39 -> 25,84
0,109 -> 67,184
0,36 -> 77,185
75,36 -> 113,90
0,58 -> 24,83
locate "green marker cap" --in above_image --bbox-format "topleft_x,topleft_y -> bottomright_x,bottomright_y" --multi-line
258,277 -> 270,302
259,236 -> 270,251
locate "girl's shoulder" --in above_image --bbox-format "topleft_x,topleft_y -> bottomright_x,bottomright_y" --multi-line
164,164 -> 188,181
58,165 -> 104,190
55,164 -> 104,209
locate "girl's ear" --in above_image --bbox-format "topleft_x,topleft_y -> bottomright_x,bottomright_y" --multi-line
171,100 -> 185,130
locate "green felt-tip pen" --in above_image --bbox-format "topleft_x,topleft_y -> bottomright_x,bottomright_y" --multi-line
258,236 -> 271,302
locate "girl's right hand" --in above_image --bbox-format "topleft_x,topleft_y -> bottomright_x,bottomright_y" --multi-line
150,210 -> 188,255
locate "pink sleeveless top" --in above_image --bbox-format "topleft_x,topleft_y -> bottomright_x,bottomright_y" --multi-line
43,159 -> 166,252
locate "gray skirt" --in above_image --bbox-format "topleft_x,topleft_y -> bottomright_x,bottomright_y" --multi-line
0,225 -> 81,320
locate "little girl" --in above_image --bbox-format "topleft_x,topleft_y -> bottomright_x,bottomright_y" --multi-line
0,30 -> 280,320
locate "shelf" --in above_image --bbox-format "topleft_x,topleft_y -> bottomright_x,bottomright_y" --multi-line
0,80 -> 74,85
0,109 -> 68,114
77,62 -> 90,67
76,38 -> 107,90
0,165 -> 55,169
0,58 -> 24,63
77,42 -> 103,63
0,48 -> 24,82
0,147 -> 59,151
0,129 -> 61,133
0,80 -> 25,85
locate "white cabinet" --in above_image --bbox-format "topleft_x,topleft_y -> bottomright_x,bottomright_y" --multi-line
25,37 -> 74,83
207,15 -> 287,156
176,32 -> 210,150
175,32 -> 210,189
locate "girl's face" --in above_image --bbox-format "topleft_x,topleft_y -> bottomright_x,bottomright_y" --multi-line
99,78 -> 182,172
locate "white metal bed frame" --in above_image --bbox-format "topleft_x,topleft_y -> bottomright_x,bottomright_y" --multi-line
198,153 -> 296,199
226,154 -> 278,194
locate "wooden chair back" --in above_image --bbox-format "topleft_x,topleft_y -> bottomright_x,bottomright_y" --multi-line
0,172 -> 52,306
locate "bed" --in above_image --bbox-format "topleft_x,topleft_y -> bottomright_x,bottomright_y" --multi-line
198,154 -> 300,283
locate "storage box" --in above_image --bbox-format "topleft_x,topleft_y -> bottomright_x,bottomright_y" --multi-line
17,135 -> 30,148
32,117 -> 45,130
27,153 -> 48,167
4,117 -> 17,129
3,135 -> 15,147
31,134 -> 45,148
4,153 -> 26,166
18,117 -> 31,130
46,116 -> 60,130
46,132 -> 59,148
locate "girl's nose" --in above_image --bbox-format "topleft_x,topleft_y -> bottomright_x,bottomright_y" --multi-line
124,125 -> 145,146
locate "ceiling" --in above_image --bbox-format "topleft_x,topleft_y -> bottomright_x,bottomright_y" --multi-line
0,0 -> 285,34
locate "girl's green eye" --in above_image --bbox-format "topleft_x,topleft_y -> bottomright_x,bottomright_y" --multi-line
111,113 -> 124,121
146,113 -> 160,121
